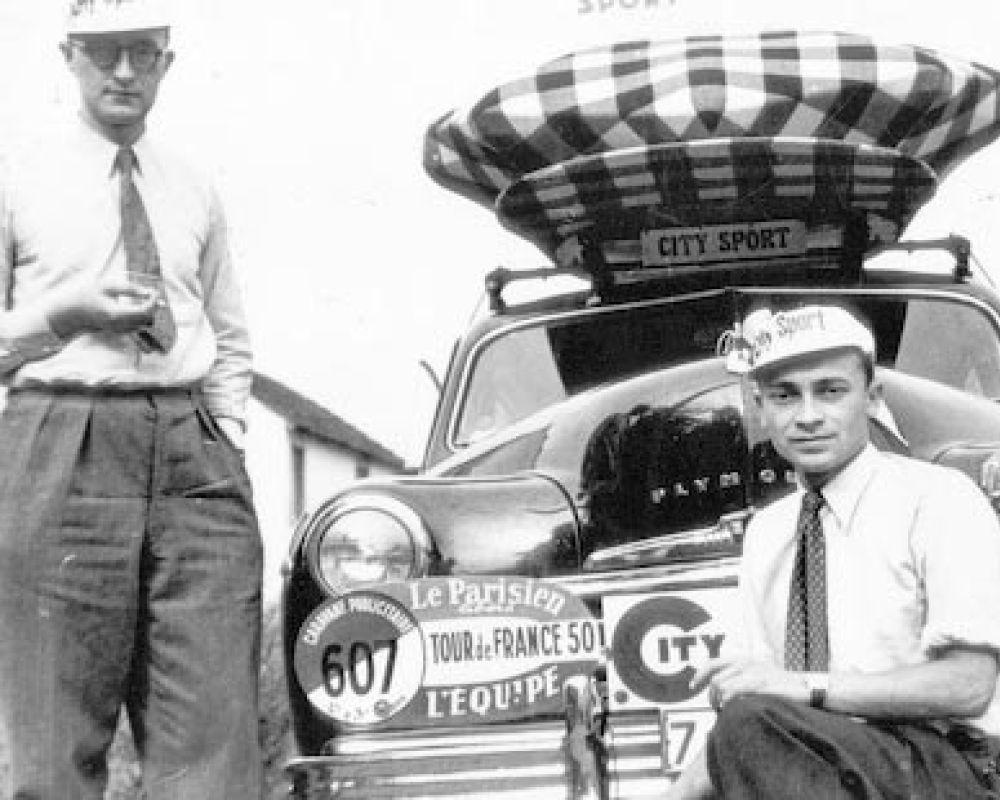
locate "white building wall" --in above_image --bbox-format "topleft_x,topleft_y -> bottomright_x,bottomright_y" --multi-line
301,443 -> 358,519
300,441 -> 403,514
244,398 -> 295,598
243,398 -> 407,598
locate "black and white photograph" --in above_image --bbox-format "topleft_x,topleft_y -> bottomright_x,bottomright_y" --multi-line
3,1 -> 1000,797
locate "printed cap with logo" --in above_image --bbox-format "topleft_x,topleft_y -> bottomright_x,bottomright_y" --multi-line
65,0 -> 171,35
726,306 -> 875,375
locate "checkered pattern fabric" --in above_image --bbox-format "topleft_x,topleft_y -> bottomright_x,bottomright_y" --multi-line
785,490 -> 829,672
495,138 -> 935,255
425,31 -> 1000,209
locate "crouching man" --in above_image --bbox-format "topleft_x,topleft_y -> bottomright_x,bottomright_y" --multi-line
668,305 -> 1000,799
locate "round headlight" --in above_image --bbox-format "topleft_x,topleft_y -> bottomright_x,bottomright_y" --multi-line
307,495 -> 431,595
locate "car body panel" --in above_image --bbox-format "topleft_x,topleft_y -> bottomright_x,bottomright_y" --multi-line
283,30 -> 1000,799
283,276 -> 1000,794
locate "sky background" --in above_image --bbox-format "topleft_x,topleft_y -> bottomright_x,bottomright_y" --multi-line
1,0 -> 1000,465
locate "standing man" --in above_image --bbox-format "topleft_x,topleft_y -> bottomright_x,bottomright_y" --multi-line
667,305 -> 1000,798
0,1 -> 263,798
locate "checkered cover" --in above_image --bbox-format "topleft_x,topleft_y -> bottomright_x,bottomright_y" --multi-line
425,31 -> 1000,258
497,138 -> 936,256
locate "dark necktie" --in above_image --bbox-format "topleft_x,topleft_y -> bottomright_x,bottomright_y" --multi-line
784,490 -> 829,671
116,147 -> 176,353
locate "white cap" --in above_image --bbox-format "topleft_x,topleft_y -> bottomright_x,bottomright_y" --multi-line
726,305 -> 875,375
65,0 -> 171,35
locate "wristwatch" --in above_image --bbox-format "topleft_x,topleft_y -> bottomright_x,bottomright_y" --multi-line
804,673 -> 830,709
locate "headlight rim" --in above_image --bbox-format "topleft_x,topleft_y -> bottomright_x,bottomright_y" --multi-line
304,493 -> 433,595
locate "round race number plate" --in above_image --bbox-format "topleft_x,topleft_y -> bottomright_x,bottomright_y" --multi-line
294,591 -> 424,726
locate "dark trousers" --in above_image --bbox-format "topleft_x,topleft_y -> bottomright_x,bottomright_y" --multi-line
707,694 -> 997,799
0,387 -> 264,800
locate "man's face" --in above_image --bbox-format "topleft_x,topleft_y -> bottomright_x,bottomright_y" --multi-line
61,28 -> 173,139
754,348 -> 879,487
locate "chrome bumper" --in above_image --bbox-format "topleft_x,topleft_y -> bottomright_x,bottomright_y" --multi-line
285,677 -> 687,800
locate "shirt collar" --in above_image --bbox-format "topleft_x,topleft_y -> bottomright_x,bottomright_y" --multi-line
131,137 -> 154,177
811,444 -> 880,530
72,114 -> 150,179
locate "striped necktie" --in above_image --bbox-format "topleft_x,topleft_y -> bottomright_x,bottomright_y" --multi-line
116,146 -> 177,353
784,490 -> 829,671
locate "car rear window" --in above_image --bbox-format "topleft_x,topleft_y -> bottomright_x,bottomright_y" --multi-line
453,292 -> 1000,447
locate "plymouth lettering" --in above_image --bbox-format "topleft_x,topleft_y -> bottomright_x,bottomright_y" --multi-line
759,467 -> 797,485
650,467 -> 796,503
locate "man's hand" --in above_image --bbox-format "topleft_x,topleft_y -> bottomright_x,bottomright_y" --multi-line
45,276 -> 157,339
661,662 -> 811,800
695,649 -> 999,719
692,658 -> 808,709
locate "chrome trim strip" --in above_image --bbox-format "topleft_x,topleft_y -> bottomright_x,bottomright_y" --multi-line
328,722 -> 567,756
584,509 -> 751,570
611,756 -> 664,771
391,764 -> 567,783
611,777 -> 681,798
612,733 -> 662,744
394,791 -> 569,800
288,779 -> 577,800
285,712 -> 688,799
329,740 -> 565,762
548,557 -> 741,601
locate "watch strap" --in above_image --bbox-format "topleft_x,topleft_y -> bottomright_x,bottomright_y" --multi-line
805,673 -> 830,708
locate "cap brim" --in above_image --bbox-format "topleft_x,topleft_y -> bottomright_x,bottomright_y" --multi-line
749,343 -> 873,376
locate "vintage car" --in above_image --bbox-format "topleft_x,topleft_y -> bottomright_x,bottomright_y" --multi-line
282,32 -> 1000,799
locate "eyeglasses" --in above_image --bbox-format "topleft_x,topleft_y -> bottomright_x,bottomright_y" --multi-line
69,40 -> 164,73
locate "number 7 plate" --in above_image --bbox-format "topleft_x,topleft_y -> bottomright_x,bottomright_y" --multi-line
658,710 -> 714,771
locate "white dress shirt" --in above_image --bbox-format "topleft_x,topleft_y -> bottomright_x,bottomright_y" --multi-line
0,117 -> 252,425
737,444 -> 1000,735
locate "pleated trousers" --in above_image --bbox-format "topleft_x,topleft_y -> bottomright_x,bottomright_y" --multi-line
0,386 -> 264,800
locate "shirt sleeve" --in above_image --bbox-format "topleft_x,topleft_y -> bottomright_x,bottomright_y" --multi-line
916,466 -> 1000,656
197,184 -> 253,425
0,156 -> 64,375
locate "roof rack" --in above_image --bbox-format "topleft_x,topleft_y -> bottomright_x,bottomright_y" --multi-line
484,266 -> 594,313
484,232 -> 975,314
873,235 -> 971,281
